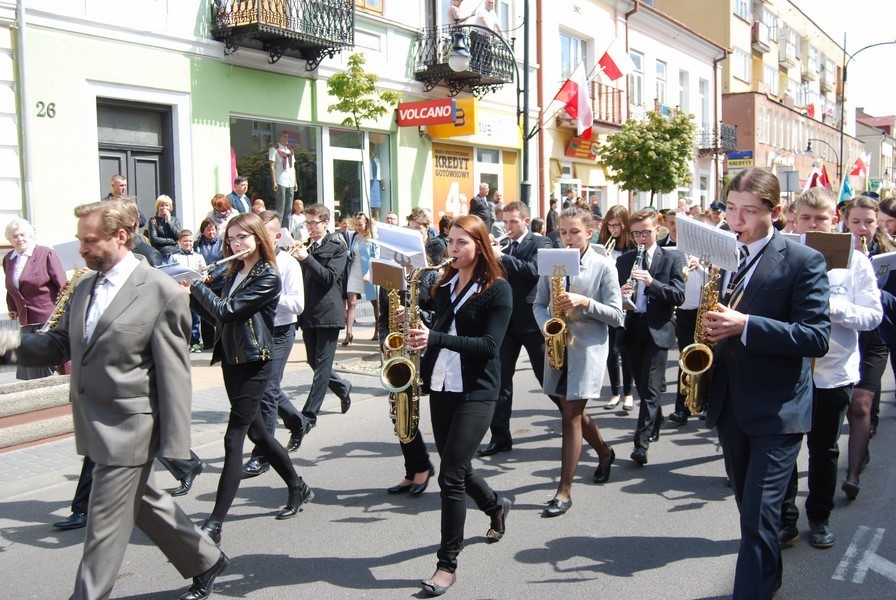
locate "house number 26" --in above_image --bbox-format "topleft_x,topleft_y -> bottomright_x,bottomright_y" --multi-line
36,101 -> 56,118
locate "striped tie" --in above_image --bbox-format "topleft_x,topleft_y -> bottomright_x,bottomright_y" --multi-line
727,245 -> 750,308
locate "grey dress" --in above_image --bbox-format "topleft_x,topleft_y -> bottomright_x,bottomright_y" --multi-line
533,246 -> 624,400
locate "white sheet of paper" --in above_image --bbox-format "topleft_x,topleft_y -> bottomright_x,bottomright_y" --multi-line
871,251 -> 896,284
590,243 -> 609,257
278,228 -> 296,248
676,217 -> 739,271
53,240 -> 86,270
375,221 -> 427,270
537,248 -> 581,277
157,263 -> 204,283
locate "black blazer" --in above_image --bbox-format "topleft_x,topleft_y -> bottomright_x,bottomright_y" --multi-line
500,233 -> 553,334
377,268 -> 440,343
616,245 -> 686,349
300,233 -> 347,329
420,278 -> 512,401
469,195 -> 494,230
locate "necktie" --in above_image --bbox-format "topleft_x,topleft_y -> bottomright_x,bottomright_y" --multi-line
509,240 -> 519,255
85,274 -> 108,343
727,245 -> 750,307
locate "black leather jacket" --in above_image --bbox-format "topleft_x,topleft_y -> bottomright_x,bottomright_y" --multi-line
190,260 -> 280,365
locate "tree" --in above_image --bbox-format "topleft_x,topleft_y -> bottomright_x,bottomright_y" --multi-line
327,52 -> 401,214
599,109 -> 697,205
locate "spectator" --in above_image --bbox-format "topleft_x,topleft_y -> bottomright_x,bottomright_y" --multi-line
147,195 -> 182,258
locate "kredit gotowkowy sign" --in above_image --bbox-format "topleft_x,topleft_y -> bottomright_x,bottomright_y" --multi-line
396,99 -> 456,127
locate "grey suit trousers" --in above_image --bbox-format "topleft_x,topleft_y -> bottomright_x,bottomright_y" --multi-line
73,461 -> 220,600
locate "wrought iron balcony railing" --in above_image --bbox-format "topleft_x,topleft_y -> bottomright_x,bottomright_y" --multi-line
413,25 -> 515,97
697,122 -> 737,153
211,0 -> 354,70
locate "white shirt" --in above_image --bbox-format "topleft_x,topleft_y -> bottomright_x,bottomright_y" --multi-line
268,144 -> 297,187
429,274 -> 481,392
727,230 -> 773,346
814,252 -> 883,389
12,243 -> 35,289
85,252 -> 140,342
274,250 -> 305,327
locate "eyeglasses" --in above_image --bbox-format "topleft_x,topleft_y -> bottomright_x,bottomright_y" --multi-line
630,229 -> 655,238
305,220 -> 324,227
607,223 -> 622,229
226,233 -> 252,245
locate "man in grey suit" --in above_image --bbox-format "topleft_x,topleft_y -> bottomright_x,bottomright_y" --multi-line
0,200 -> 227,600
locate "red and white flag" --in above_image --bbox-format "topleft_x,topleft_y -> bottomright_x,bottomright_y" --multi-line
553,61 -> 593,139
850,152 -> 871,177
804,164 -> 833,192
597,39 -> 636,82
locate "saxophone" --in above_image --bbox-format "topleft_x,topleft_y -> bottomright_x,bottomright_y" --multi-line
39,269 -> 86,333
679,264 -> 720,414
381,257 -> 455,443
543,264 -> 569,370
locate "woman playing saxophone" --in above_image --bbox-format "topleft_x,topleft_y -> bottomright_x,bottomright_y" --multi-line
534,207 -> 624,517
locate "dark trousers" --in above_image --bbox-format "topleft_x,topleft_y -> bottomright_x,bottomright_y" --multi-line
674,308 -> 698,415
250,324 -> 304,461
200,319 -> 216,349
430,392 -> 501,573
212,361 -> 300,522
489,326 -> 545,447
782,384 -> 852,527
72,451 -> 203,514
399,430 -> 432,479
606,326 -> 633,396
624,317 -> 668,449
716,396 -> 803,600
300,326 -> 351,427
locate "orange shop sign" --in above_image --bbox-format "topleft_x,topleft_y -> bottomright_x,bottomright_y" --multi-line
397,99 -> 457,127
427,98 -> 478,138
565,136 -> 600,160
432,143 -> 474,218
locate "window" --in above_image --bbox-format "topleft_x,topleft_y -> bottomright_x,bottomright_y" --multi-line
355,0 -> 383,14
765,9 -> 778,42
808,46 -> 819,73
656,60 -> 667,105
733,0 -> 751,21
698,78 -> 709,128
787,78 -> 800,102
629,50 -> 644,107
757,105 -> 769,144
560,33 -> 585,79
679,70 -> 690,113
764,64 -> 779,96
498,1 -> 511,34
732,48 -> 750,81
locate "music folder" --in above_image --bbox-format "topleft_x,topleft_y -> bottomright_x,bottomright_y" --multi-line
370,258 -> 407,291
802,232 -> 852,271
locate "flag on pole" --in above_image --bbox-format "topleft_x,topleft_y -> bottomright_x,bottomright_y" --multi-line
850,152 -> 871,177
840,173 -> 854,203
553,61 -> 593,139
596,39 -> 636,82
803,164 -> 833,192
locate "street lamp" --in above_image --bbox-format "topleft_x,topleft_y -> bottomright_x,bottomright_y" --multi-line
806,138 -> 839,167
447,3 -> 532,208
837,39 -> 896,189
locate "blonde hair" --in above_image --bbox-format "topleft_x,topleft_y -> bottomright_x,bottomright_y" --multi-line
155,195 -> 174,214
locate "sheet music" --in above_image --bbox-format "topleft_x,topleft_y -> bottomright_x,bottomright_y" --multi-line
375,221 -> 427,270
52,240 -> 87,270
370,258 -> 407,291
278,228 -> 296,248
871,251 -> 896,284
157,263 -> 204,283
537,248 -> 581,277
676,217 -> 739,271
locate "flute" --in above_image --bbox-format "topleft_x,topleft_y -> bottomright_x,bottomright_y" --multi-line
202,248 -> 251,273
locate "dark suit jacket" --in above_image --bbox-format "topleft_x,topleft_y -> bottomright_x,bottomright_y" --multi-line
616,245 -> 686,349
4,245 -> 67,326
469,194 -> 493,230
300,233 -> 347,329
705,232 -> 831,435
226,191 -> 252,214
500,233 -> 553,334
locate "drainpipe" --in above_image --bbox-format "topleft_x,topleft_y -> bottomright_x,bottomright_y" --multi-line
535,0 -> 544,217
14,0 -> 32,219
713,52 -> 726,201
623,0 -> 640,210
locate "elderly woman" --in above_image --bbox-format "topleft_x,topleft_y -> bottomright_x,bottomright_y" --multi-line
147,194 -> 183,258
3,217 -> 68,379
206,193 -> 237,238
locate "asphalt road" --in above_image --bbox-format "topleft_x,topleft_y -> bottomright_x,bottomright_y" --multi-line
1,342 -> 894,599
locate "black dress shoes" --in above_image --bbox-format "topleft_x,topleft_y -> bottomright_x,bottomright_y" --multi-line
809,520 -> 835,549
179,551 -> 230,600
486,497 -> 511,542
593,448 -> 616,484
172,461 -> 207,496
387,481 -> 413,494
668,411 -> 689,425
276,480 -> 314,520
286,422 -> 313,453
410,467 -> 435,496
341,393 -> 352,414
241,458 -> 270,479
542,498 -> 572,518
631,448 -> 648,465
477,441 -> 512,457
648,431 -> 661,443
53,512 -> 87,530
779,524 -> 800,547
421,571 -> 456,597
200,518 -> 222,545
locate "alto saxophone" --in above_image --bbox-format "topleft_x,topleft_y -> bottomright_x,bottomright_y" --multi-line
381,257 -> 455,443
543,264 -> 568,370
679,264 -> 720,415
40,269 -> 86,333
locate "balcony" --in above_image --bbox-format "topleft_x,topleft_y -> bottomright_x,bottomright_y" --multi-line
779,42 -> 798,68
820,71 -> 834,93
697,122 -> 737,154
752,21 -> 770,53
210,0 -> 354,70
801,61 -> 818,81
591,81 -> 624,126
413,26 -> 514,97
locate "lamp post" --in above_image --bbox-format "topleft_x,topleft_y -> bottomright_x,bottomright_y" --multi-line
806,138 -> 839,167
447,3 -> 531,207
837,38 -> 896,190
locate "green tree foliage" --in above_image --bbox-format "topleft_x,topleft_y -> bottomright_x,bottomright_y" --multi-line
599,110 -> 697,204
327,52 -> 401,132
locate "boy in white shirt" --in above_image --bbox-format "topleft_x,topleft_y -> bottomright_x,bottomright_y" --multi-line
780,188 -> 882,549
169,230 -> 206,351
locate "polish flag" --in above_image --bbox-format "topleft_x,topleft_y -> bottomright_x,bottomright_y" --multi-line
850,152 -> 871,177
804,165 -> 833,192
597,39 -> 636,82
553,61 -> 593,139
